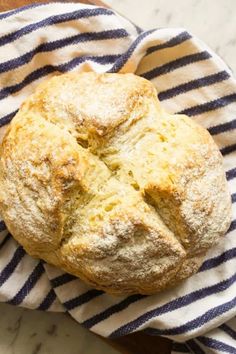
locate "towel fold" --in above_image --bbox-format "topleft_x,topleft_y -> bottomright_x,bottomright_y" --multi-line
0,3 -> 235,353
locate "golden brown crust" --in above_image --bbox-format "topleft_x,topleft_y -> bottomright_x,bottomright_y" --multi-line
0,72 -> 232,295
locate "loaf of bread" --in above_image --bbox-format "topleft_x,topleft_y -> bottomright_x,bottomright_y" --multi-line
0,73 -> 231,295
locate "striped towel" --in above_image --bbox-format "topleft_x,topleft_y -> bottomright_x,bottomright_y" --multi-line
0,3 -> 235,353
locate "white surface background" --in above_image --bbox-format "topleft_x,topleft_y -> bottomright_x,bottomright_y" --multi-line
107,0 -> 236,74
0,1 -> 235,353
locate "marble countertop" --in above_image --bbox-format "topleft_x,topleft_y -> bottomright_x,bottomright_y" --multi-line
0,303 -> 119,354
0,1 -> 235,354
107,0 -> 236,74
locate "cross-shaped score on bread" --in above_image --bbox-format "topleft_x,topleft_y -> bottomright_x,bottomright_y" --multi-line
0,72 -> 231,295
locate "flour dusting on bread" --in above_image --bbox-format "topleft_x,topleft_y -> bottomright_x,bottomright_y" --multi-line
0,73 -> 231,295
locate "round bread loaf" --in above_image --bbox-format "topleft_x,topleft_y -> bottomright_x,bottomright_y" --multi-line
0,73 -> 231,295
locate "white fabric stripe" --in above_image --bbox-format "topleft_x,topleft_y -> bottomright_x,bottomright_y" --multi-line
194,103 -> 236,130
49,297 -> 65,312
226,317 -> 236,332
138,44 -> 206,77
136,28 -> 191,70
22,272 -> 54,309
0,238 -> 21,269
92,265 -> 236,338
213,130 -> 236,151
225,178 -> 236,193
0,263 -> 50,307
69,294 -> 123,324
22,270 -> 64,312
44,265 -> 122,322
1,2 -> 135,38
193,35 -> 233,75
44,264 -> 67,279
0,256 -> 39,301
52,275 -> 91,301
222,154 -> 236,172
0,3 -> 103,38
152,60 -> 219,94
161,81 -> 236,116
0,4 -> 235,353
0,33 -> 130,79
195,338 -> 233,354
0,3 -> 74,31
1,9 -> 107,62
207,329 -> 236,348
192,318 -> 236,353
0,29 -> 130,73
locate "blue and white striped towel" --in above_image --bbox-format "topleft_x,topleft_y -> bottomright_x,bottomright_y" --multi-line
0,3 -> 235,353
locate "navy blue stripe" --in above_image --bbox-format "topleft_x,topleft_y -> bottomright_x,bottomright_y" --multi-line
108,29 -> 155,73
228,219 -> 236,233
220,143 -> 236,156
0,29 -> 128,75
141,51 -> 211,80
0,54 -> 120,101
159,71 -> 230,101
172,342 -> 189,353
178,93 -> 236,117
0,8 -> 113,48
109,271 -> 236,338
208,118 -> 236,135
186,340 -> 205,354
7,262 -> 44,305
64,289 -> 104,311
232,193 -> 236,203
0,246 -> 25,286
51,273 -> 76,288
0,234 -> 11,251
0,220 -> 6,232
198,336 -> 236,353
220,323 -> 236,340
82,294 -> 144,329
109,30 -> 191,74
0,3 -> 46,20
144,294 -> 236,336
0,110 -> 18,127
226,167 -> 236,181
146,31 -> 192,55
199,247 -> 236,272
37,288 -> 56,311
